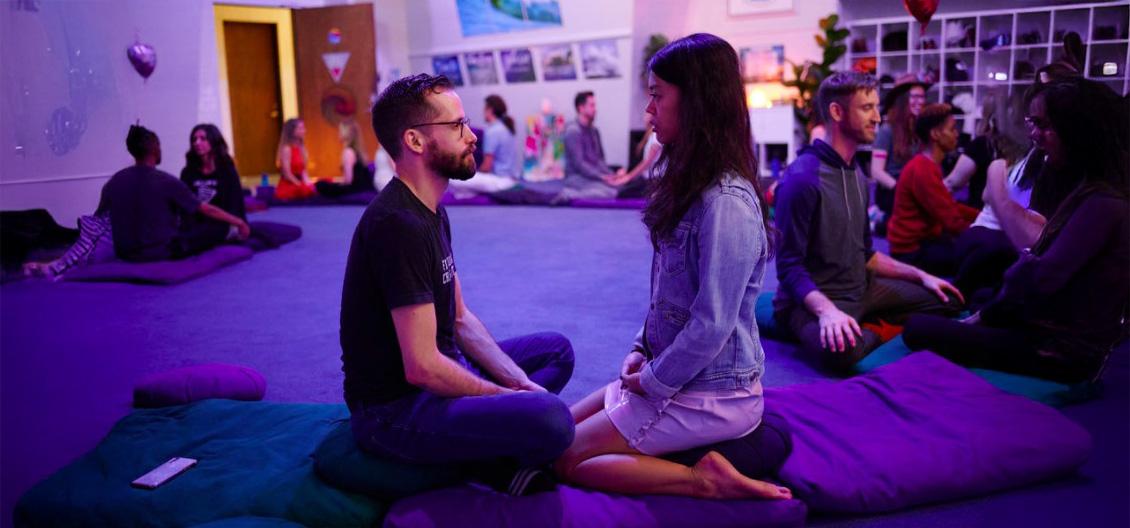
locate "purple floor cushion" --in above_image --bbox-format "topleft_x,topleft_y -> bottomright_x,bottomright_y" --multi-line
245,221 -> 302,251
771,352 -> 1092,514
439,193 -> 496,206
62,245 -> 253,284
134,364 -> 267,408
384,484 -> 807,528
313,421 -> 463,500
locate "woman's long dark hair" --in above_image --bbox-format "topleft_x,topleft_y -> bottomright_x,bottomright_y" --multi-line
1031,77 -> 1129,255
485,94 -> 515,135
887,91 -> 917,162
642,33 -> 772,252
185,123 -> 234,173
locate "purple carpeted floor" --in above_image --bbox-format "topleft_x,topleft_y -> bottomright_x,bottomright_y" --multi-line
1,205 -> 1127,527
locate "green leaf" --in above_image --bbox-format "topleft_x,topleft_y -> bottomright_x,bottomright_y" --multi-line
815,35 -> 827,47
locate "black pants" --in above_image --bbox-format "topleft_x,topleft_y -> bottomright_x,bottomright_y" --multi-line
171,219 -> 229,259
903,314 -> 1093,384
953,226 -> 1018,299
778,276 -> 962,373
891,235 -> 960,277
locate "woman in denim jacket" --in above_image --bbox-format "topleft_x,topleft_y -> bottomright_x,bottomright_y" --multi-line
554,34 -> 790,500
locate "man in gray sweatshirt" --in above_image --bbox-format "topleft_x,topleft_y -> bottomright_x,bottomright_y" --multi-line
559,91 -> 626,199
773,72 -> 963,372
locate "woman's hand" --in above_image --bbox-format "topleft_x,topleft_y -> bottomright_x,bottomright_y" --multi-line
620,351 -> 646,378
621,372 -> 645,395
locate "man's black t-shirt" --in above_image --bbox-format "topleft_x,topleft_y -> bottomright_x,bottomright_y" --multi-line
340,177 -> 458,405
96,165 -> 201,262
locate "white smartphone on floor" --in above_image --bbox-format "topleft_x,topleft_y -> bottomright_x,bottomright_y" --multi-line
130,457 -> 197,489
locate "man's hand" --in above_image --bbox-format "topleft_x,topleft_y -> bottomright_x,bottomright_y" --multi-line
506,375 -> 548,393
919,272 -> 965,305
818,307 -> 862,353
235,220 -> 251,240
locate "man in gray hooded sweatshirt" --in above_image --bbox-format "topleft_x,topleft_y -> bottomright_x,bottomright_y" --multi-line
773,72 -> 963,372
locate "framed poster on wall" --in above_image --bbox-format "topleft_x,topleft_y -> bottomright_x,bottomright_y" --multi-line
728,0 -> 793,16
500,48 -> 537,83
432,54 -> 464,86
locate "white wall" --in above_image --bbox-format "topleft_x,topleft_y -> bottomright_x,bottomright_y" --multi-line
0,0 -> 324,225
404,0 -> 635,167
629,0 -> 840,129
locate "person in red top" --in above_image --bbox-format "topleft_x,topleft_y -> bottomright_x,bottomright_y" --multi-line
888,103 -> 980,276
275,118 -> 318,201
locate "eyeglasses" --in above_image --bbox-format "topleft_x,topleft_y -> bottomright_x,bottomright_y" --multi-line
1024,115 -> 1052,131
409,117 -> 471,138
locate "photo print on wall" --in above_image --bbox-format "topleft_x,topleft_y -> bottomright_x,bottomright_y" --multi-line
500,48 -> 537,83
456,0 -> 563,37
540,43 -> 577,81
579,39 -> 620,79
432,54 -> 464,86
465,51 -> 500,85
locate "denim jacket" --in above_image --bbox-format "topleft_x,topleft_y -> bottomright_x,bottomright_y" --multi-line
636,173 -> 769,399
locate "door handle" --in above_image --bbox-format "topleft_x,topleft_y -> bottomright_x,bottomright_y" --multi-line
269,110 -> 280,118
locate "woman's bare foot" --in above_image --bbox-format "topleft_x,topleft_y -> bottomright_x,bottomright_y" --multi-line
22,261 -> 53,278
691,451 -> 793,500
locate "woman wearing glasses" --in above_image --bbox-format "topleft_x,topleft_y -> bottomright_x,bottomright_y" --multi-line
905,77 -> 1129,384
553,34 -> 791,500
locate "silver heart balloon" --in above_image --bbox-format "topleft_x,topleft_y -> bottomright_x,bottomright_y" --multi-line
127,42 -> 156,80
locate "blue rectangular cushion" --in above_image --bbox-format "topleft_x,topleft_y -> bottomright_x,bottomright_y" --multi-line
62,245 -> 253,284
383,483 -> 807,528
772,352 -> 1093,514
13,400 -> 383,528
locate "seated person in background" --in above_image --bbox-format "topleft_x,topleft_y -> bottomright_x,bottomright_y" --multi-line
953,91 -> 1041,301
372,143 -> 395,192
315,120 -> 376,198
98,125 -> 249,262
604,112 -> 663,188
905,78 -> 1129,384
556,91 -> 644,200
887,103 -> 980,276
554,33 -> 791,500
480,94 -> 521,179
275,118 -> 317,201
181,123 -> 247,220
774,72 -> 962,373
341,73 -> 575,496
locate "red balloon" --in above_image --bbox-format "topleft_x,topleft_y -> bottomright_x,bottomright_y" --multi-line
127,42 -> 157,80
903,0 -> 938,31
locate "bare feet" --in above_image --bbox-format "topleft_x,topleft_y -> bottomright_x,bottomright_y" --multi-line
22,261 -> 54,278
691,451 -> 793,500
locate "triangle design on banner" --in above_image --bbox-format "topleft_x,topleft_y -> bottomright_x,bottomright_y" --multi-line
322,52 -> 351,84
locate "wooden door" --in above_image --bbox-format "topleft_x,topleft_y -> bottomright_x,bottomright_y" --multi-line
292,4 -> 377,180
223,21 -> 284,176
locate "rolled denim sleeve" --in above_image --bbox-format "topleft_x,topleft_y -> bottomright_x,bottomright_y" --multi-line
774,177 -> 820,302
639,193 -> 764,399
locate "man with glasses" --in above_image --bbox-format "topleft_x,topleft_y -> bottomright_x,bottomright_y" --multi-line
339,73 -> 576,495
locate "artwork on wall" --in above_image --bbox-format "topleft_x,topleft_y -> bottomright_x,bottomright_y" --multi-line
456,0 -> 563,37
739,45 -> 785,82
728,0 -> 793,16
431,54 -> 464,86
579,39 -> 620,79
500,48 -> 537,83
539,44 -> 577,81
465,51 -> 499,85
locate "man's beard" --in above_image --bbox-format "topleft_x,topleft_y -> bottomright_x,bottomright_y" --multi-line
427,143 -> 476,181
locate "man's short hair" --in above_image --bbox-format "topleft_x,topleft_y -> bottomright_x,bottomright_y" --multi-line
574,91 -> 594,111
125,125 -> 158,159
815,72 -> 878,124
371,73 -> 454,160
914,103 -> 955,143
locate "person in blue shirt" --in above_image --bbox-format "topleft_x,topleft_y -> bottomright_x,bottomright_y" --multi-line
479,94 -> 521,179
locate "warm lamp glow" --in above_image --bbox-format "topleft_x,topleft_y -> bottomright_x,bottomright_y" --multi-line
745,82 -> 797,109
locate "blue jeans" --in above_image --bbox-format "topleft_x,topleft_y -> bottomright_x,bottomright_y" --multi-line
350,332 -> 575,468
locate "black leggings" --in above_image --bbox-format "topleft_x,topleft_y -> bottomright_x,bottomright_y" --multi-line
953,226 -> 1018,298
903,314 -> 1093,384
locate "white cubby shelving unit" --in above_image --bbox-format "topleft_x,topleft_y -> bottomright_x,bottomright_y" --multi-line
846,1 -> 1129,129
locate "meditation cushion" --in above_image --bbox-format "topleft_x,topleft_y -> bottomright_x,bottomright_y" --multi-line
569,197 -> 648,210
383,484 -> 808,528
772,352 -> 1092,514
63,244 -> 253,284
267,191 -> 376,206
313,421 -> 464,500
14,400 -> 383,528
245,221 -> 302,251
853,336 -> 1103,406
663,408 -> 792,479
133,364 -> 267,408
